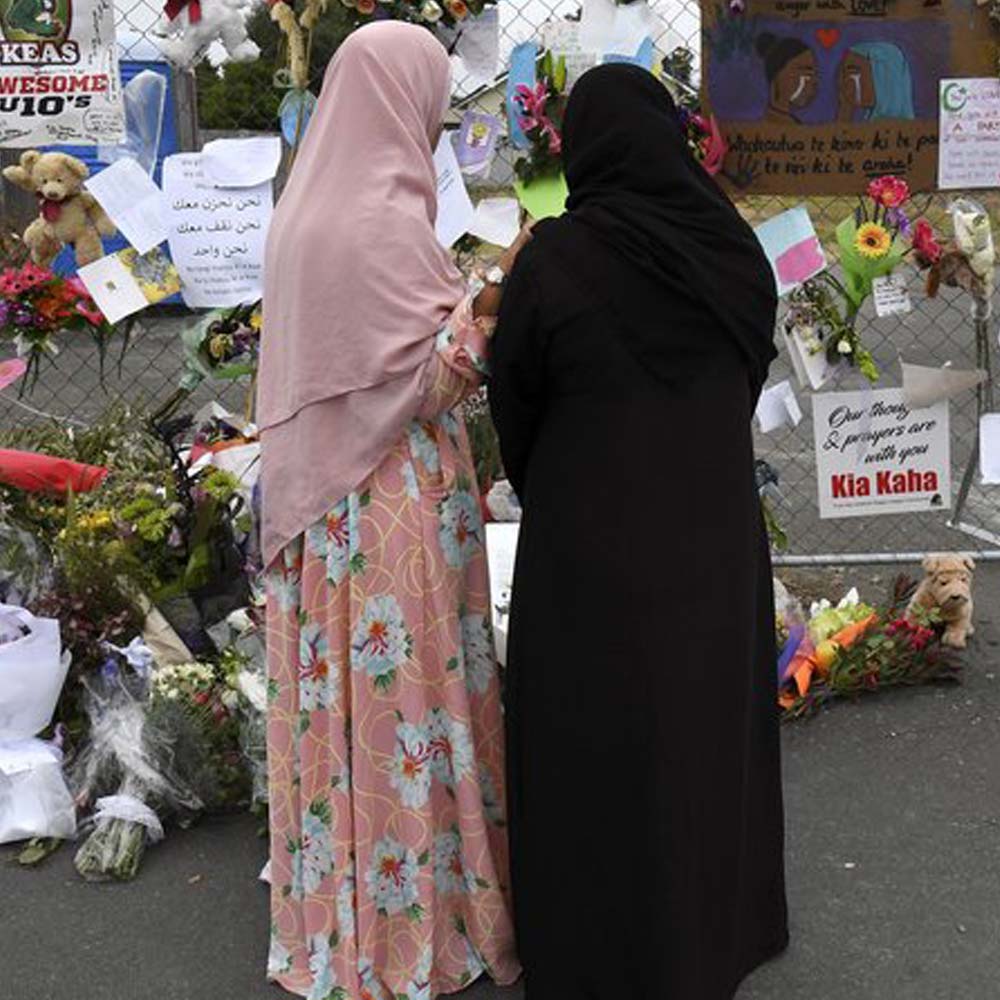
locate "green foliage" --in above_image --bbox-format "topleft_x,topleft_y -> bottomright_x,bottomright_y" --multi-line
195,5 -> 357,131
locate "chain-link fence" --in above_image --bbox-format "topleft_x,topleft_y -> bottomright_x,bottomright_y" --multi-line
1,0 -> 998,562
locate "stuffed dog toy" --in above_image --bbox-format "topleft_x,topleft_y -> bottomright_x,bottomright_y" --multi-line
907,554 -> 975,649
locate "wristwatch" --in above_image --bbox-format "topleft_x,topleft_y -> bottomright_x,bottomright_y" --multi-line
485,265 -> 507,287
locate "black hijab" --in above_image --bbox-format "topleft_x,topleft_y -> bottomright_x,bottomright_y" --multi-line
557,63 -> 777,396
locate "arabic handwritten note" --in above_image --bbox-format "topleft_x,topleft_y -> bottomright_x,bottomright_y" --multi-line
162,153 -> 273,308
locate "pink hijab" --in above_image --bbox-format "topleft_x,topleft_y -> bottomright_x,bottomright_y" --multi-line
257,22 -> 464,565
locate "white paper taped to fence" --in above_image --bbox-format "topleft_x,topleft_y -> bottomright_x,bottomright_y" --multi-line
0,603 -> 67,741
163,152 -> 273,308
812,388 -> 951,520
0,0 -> 125,147
85,158 -> 167,255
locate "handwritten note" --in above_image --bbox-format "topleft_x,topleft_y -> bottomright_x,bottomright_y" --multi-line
163,153 -> 272,309
813,388 -> 951,519
84,158 -> 166,255
872,274 -> 912,318
434,134 -> 475,249
939,78 -> 1000,190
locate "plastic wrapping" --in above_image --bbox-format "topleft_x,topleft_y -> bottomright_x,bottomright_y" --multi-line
96,71 -> 168,175
0,737 -> 76,844
70,671 -> 204,881
0,522 -> 53,606
950,197 -> 995,301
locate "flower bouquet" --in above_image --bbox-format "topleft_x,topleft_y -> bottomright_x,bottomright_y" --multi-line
785,176 -> 942,382
181,301 -> 261,390
0,260 -> 112,393
513,51 -> 568,187
677,107 -> 727,176
778,576 -> 962,720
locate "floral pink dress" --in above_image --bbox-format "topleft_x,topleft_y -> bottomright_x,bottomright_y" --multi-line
264,295 -> 520,1000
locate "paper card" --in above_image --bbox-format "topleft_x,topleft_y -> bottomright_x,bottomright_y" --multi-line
468,198 -> 520,248
455,111 -> 501,175
453,7 -> 500,86
201,137 -> 282,188
754,206 -> 826,297
872,274 -> 912,317
506,42 -> 539,150
782,326 -> 837,391
163,153 -> 272,309
84,158 -> 167,256
78,247 -> 181,324
514,174 -> 568,221
981,413 -> 1000,484
813,388 -> 951,519
580,0 -> 657,58
435,133 -> 475,248
902,361 -> 987,408
755,380 -> 803,433
938,78 -> 1000,191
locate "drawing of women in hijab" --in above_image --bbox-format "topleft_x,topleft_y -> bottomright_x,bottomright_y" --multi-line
756,32 -> 819,124
837,42 -> 916,122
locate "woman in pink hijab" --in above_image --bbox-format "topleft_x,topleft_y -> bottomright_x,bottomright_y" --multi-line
257,20 -> 527,1000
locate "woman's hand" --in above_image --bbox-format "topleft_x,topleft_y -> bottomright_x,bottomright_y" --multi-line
473,220 -> 536,321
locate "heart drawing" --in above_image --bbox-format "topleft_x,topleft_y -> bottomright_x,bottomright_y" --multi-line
815,28 -> 840,49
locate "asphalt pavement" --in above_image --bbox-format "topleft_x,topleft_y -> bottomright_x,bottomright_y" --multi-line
3,567 -> 1000,1000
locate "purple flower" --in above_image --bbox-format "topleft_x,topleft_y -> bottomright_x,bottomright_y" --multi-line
13,307 -> 33,327
729,0 -> 746,12
0,300 -> 8,326
886,206 -> 911,239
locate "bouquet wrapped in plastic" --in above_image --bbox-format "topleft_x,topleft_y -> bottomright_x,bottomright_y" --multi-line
70,667 -> 204,881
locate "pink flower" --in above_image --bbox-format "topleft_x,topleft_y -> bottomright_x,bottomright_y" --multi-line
867,175 -> 909,209
18,262 -> 54,289
0,269 -> 26,297
911,219 -> 942,267
514,82 -> 549,130
700,114 -> 727,176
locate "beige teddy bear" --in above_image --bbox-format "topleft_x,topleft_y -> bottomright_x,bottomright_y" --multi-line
907,554 -> 975,649
2,150 -> 116,268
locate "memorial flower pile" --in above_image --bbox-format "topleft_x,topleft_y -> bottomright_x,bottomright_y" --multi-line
341,0 -> 496,27
777,576 -> 962,720
0,260 -> 111,392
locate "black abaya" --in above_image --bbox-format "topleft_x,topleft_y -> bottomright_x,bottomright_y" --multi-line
489,65 -> 788,1000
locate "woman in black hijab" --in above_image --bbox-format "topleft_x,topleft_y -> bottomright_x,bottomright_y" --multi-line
489,64 -> 788,1000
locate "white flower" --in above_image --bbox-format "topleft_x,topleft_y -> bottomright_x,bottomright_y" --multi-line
221,688 -> 240,711
365,837 -> 420,915
351,595 -> 411,688
460,614 -> 494,696
390,721 -> 433,809
425,708 -> 475,787
837,339 -> 853,355
306,933 -> 336,1000
438,488 -> 482,568
299,621 -> 339,712
421,0 -> 443,21
433,830 -> 477,895
336,862 -> 356,941
301,805 -> 334,895
267,932 -> 293,977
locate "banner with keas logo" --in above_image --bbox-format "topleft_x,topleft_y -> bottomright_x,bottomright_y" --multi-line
0,0 -> 124,146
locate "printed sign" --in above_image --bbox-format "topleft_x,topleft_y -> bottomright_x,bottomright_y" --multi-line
813,388 -> 950,519
938,78 -> 1000,190
0,0 -> 124,147
163,153 -> 272,309
701,0 -> 994,195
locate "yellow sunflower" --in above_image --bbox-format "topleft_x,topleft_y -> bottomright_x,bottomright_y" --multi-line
855,222 -> 892,259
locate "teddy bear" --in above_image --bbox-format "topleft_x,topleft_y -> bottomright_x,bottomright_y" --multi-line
907,554 -> 975,649
2,150 -> 116,268
153,0 -> 260,72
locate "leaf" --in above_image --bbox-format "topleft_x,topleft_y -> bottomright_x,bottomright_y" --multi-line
417,850 -> 430,866
446,657 -> 460,672
16,837 -> 62,867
